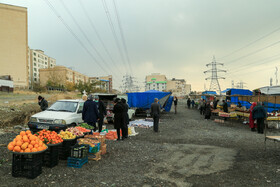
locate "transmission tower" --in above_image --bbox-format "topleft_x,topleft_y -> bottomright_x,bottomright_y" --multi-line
236,81 -> 246,89
121,74 -> 139,93
204,56 -> 226,94
275,67 -> 278,85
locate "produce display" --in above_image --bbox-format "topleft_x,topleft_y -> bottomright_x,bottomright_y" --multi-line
34,129 -> 63,144
59,130 -> 76,139
78,123 -> 94,130
78,138 -> 100,148
75,126 -> 91,133
66,127 -> 84,137
7,130 -> 47,153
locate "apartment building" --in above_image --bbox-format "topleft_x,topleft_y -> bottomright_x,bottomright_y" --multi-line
166,78 -> 191,97
89,75 -> 113,93
39,66 -> 88,86
0,3 -> 28,88
145,73 -> 167,91
29,49 -> 56,85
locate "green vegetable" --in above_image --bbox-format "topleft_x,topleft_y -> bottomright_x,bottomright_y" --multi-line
79,123 -> 94,130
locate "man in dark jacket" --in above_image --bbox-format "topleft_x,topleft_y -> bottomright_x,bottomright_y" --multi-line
38,95 -> 48,111
173,96 -> 178,114
94,95 -> 107,133
187,98 -> 191,109
82,94 -> 99,132
113,98 -> 125,140
121,98 -> 129,138
151,98 -> 160,132
253,102 -> 267,134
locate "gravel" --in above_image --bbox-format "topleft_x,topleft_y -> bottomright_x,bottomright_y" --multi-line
1,102 -> 280,186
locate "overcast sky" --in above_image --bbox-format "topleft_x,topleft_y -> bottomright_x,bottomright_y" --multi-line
2,0 -> 280,91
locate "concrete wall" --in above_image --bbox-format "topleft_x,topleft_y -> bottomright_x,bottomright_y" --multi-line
0,3 -> 28,88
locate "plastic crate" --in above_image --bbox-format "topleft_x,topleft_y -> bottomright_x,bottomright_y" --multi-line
43,144 -> 60,168
67,157 -> 88,168
59,139 -> 77,160
88,151 -> 101,161
70,144 -> 89,158
12,152 -> 44,179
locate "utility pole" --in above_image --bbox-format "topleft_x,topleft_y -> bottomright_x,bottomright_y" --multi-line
204,56 -> 226,94
231,80 -> 234,88
270,78 -> 273,86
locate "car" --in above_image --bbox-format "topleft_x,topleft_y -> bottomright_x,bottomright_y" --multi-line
28,99 -> 84,132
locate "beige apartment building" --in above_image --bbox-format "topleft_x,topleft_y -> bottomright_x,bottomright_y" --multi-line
0,3 -> 28,88
29,49 -> 56,85
89,75 -> 113,93
166,78 -> 191,97
145,73 -> 167,91
39,66 -> 88,86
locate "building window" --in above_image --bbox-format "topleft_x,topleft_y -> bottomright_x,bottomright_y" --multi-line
34,58 -> 36,61
34,73 -> 37,77
45,57 -> 47,60
34,68 -> 37,71
34,78 -> 37,81
34,63 -> 37,66
45,62 -> 47,65
33,53 -> 36,56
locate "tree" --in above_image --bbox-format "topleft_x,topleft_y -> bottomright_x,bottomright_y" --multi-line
32,83 -> 46,93
65,82 -> 76,92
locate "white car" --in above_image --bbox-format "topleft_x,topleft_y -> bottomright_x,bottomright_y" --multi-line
28,99 -> 84,132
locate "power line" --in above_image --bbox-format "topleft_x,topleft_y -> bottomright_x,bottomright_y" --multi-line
101,0 -> 128,73
226,40 -> 280,65
78,0 -> 124,75
219,25 -> 280,60
43,0 -> 108,74
112,0 -> 133,73
60,0 -> 122,81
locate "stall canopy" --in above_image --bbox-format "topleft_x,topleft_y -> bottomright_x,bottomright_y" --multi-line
201,91 -> 217,100
127,90 -> 172,110
226,89 -> 252,108
258,86 -> 280,95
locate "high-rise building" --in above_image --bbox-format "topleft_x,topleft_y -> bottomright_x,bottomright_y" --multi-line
39,66 -> 88,87
0,3 -> 28,89
89,75 -> 113,93
29,49 -> 56,85
145,73 -> 167,91
166,78 -> 191,97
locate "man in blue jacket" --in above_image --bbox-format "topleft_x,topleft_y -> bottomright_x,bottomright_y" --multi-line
82,94 -> 99,132
252,102 -> 267,134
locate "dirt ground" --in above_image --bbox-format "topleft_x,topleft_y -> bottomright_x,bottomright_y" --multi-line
1,102 -> 280,186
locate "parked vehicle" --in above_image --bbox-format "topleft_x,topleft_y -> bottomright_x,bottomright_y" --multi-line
28,99 -> 84,132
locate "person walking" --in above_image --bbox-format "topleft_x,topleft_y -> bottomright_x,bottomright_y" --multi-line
204,101 -> 211,120
94,95 -> 107,133
187,98 -> 191,109
249,102 -> 257,131
213,99 -> 219,109
199,99 -> 205,115
113,98 -> 125,140
253,102 -> 267,134
173,96 -> 178,114
121,98 -> 129,139
38,95 -> 48,111
191,99 -> 195,109
82,94 -> 99,132
151,98 -> 160,132
222,100 -> 228,113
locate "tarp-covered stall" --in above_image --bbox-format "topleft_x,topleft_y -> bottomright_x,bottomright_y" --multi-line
127,90 -> 172,110
223,88 -> 252,108
201,91 -> 217,100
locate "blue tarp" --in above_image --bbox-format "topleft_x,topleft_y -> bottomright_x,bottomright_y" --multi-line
164,96 -> 174,112
226,89 -> 252,109
127,90 -> 172,110
201,91 -> 217,100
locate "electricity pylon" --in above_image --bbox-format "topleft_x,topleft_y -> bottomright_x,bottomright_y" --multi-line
204,56 -> 226,94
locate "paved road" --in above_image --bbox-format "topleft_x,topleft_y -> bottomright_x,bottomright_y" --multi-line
1,102 -> 280,186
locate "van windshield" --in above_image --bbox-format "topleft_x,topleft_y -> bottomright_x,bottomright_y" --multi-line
47,101 -> 78,113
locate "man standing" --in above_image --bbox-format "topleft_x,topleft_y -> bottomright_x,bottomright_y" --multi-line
121,98 -> 129,138
173,96 -> 178,114
151,98 -> 160,132
113,98 -> 125,140
38,95 -> 48,111
187,98 -> 191,109
94,95 -> 106,133
82,94 -> 99,132
222,100 -> 228,113
253,102 -> 267,134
